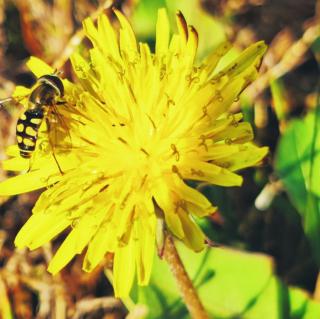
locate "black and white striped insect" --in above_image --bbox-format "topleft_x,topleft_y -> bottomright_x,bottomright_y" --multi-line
0,72 -> 67,173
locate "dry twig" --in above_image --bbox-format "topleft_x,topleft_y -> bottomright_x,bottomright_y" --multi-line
245,21 -> 320,101
72,296 -> 122,319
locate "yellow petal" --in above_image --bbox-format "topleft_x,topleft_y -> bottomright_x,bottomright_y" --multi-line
204,41 -> 232,76
178,211 -> 205,251
188,202 -> 217,218
5,145 -> 20,157
202,144 -> 240,161
113,236 -> 136,297
216,145 -> 269,171
15,212 -> 70,249
208,77 -> 246,120
0,171 -> 51,195
97,14 -> 120,59
212,122 -> 253,143
152,179 -> 184,238
156,8 -> 170,56
169,34 -> 181,54
48,205 -> 106,274
26,56 -> 54,77
173,177 -> 215,217
83,221 -> 117,272
176,11 -> 188,48
185,26 -> 198,63
70,52 -> 99,95
114,9 -> 138,56
166,211 -> 185,239
211,41 -> 267,81
135,214 -> 156,285
2,157 -> 29,171
179,160 -> 243,186
82,17 -> 100,50
12,86 -> 31,99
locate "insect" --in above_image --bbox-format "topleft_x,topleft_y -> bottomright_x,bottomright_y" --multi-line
0,72 -> 67,173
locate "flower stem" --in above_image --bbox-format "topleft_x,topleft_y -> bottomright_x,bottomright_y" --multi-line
163,234 -> 210,319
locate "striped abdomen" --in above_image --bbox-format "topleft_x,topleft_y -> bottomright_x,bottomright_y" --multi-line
16,109 -> 44,158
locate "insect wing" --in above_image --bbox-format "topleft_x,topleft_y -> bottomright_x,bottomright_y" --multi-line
0,86 -> 31,115
46,103 -> 72,152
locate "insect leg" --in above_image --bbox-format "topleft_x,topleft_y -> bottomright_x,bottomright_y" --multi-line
45,117 -> 64,175
27,159 -> 32,173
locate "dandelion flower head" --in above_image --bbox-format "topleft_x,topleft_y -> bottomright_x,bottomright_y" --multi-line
0,8 -> 268,296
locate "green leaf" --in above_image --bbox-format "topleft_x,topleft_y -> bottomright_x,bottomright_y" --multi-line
275,109 -> 320,264
131,244 -> 320,318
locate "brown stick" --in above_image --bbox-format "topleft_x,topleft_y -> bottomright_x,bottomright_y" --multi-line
314,271 -> 320,301
163,234 -> 209,319
245,21 -> 320,101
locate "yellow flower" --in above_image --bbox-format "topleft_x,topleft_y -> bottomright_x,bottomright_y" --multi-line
0,9 -> 268,296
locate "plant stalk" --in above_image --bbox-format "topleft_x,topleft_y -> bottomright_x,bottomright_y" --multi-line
163,234 -> 210,319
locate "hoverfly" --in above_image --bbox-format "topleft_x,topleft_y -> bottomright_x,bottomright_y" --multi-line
0,72 -> 67,173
